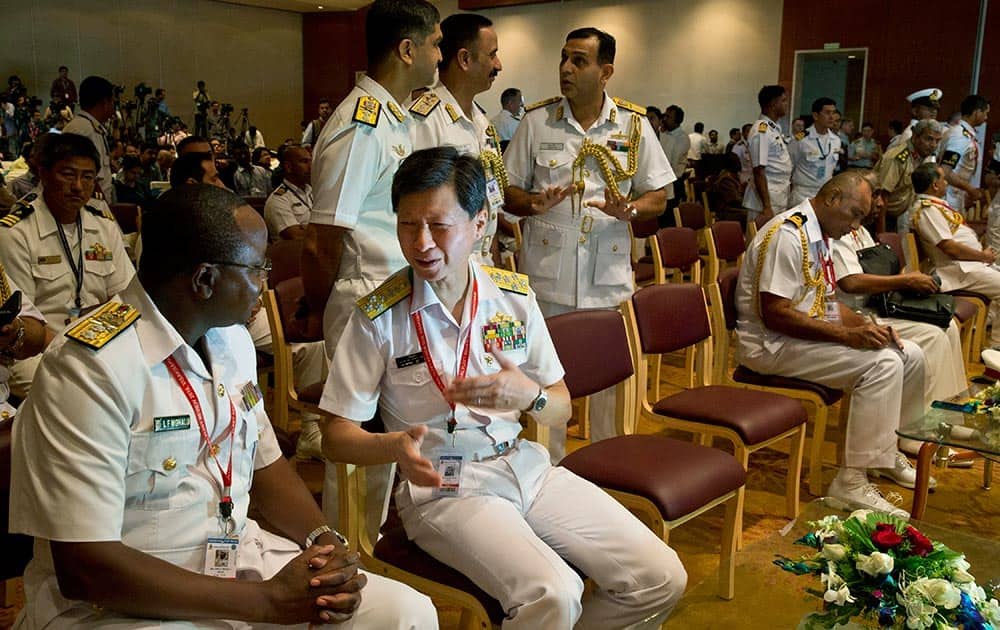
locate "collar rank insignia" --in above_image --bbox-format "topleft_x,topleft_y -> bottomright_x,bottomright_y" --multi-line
353,95 -> 381,127
482,265 -> 529,295
896,148 -> 910,163
408,92 -> 440,117
386,101 -> 406,123
444,103 -> 461,124
65,301 -> 140,349
758,121 -> 769,132
357,269 -> 412,320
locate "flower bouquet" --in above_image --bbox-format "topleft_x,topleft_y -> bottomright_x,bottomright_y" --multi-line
775,510 -> 1000,629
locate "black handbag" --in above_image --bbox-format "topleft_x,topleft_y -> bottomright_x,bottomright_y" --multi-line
856,244 -> 955,328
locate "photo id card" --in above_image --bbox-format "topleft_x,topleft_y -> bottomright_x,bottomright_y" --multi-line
485,176 -> 504,211
432,449 -> 465,499
204,536 -> 239,579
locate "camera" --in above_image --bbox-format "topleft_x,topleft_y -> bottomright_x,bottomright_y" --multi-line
220,103 -> 234,116
26,96 -> 43,109
134,83 -> 152,99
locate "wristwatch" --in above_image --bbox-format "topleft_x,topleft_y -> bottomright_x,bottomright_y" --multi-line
304,524 -> 349,549
524,387 -> 549,419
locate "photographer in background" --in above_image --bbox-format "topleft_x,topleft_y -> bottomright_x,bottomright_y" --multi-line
192,80 -> 210,137
63,75 -> 117,202
49,66 -> 77,113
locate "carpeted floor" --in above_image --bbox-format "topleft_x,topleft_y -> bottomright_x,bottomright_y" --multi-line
3,350 -> 998,629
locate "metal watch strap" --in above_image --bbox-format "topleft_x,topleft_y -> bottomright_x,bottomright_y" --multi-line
305,524 -> 348,549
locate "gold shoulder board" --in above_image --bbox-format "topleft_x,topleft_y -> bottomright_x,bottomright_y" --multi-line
794,131 -> 806,141
353,95 -> 381,127
482,265 -> 529,295
611,97 -> 645,116
274,184 -> 287,196
84,205 -> 115,220
784,212 -> 807,228
356,269 -> 412,320
525,96 -> 561,112
0,198 -> 35,227
65,302 -> 140,349
408,93 -> 440,117
896,148 -> 910,163
758,121 -> 768,132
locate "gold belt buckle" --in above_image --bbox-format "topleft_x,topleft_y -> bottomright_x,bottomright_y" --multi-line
579,215 -> 594,243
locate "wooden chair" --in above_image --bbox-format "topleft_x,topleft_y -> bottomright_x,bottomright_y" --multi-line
496,216 -> 522,273
549,309 -> 745,600
652,227 -> 704,391
266,238 -> 305,288
261,280 -> 325,440
1,418 -> 33,608
623,284 -> 807,544
109,202 -> 141,234
712,267 -> 847,496
631,216 -> 662,287
705,220 -> 746,286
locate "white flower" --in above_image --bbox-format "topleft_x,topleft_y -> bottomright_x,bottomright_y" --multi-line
982,598 -> 1000,625
823,584 -> 856,606
856,551 -> 894,576
950,556 -> 971,572
820,543 -> 847,561
849,509 -> 873,522
911,578 -> 961,609
958,581 -> 987,603
951,567 -> 975,584
900,597 -> 937,630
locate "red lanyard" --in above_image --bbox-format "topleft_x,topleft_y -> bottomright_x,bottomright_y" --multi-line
410,277 -> 479,434
164,355 -> 237,520
820,238 -> 837,292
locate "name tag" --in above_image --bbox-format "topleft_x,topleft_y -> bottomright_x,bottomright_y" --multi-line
539,142 -> 564,151
153,415 -> 191,432
433,449 -> 464,498
395,351 -> 426,368
204,537 -> 239,579
37,255 -> 62,265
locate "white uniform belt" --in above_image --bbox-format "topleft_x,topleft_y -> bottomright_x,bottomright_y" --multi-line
469,438 -> 520,463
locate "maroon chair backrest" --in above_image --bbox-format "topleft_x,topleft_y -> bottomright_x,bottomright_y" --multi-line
631,216 -> 659,239
712,220 -> 746,261
631,283 -> 711,354
267,238 -> 304,287
657,227 -> 700,270
546,310 -> 634,398
110,203 -> 140,234
877,232 -> 906,267
677,202 -> 706,230
718,266 -> 741,331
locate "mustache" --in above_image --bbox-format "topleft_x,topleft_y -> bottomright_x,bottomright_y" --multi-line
490,70 -> 500,78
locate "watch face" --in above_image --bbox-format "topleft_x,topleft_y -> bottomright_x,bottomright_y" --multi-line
534,393 -> 547,411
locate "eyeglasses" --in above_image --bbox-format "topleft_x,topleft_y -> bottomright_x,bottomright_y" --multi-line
209,259 -> 272,277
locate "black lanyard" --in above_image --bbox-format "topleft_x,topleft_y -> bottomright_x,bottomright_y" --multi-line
284,182 -> 311,209
815,135 -> 830,160
55,214 -> 84,311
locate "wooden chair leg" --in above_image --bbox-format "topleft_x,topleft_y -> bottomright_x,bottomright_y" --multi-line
717,492 -> 738,600
808,404 -> 829,496
786,426 -> 805,519
458,607 -> 490,630
733,446 -> 749,551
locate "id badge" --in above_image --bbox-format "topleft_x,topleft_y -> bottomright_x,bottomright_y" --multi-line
204,536 -> 239,579
824,298 -> 841,324
485,176 -> 504,211
816,165 -> 826,179
432,449 -> 465,499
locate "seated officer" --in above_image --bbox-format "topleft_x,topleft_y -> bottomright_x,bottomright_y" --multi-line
320,147 -> 686,629
735,171 -> 925,516
910,162 -> 1000,351
9,184 -> 437,629
0,133 -> 135,397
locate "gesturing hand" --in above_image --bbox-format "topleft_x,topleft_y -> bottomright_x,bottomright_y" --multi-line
530,185 -> 572,215
393,425 -> 441,488
447,348 -> 537,413
587,187 -> 633,221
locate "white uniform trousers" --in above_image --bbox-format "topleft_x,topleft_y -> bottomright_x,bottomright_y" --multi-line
741,338 -> 924,469
16,522 -> 438,630
536,300 -> 618,464
882,317 -> 966,404
9,353 -> 40,399
947,266 -> 1000,347
987,195 -> 1000,253
396,441 -> 686,630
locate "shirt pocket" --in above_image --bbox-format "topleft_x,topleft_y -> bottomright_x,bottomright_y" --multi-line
533,150 -> 573,190
386,363 -> 441,419
84,259 -> 118,281
125,430 -> 203,511
32,260 -> 71,283
593,232 -> 632,286
522,222 -> 565,280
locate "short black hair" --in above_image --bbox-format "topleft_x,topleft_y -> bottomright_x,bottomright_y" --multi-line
666,104 -> 684,125
251,146 -> 270,164
79,76 -> 114,109
888,119 -> 904,134
646,106 -> 662,118
392,146 -> 485,219
139,184 -> 250,286
811,96 -> 836,114
58,65 -> 68,72
862,121 -> 874,129
960,94 -> 990,117
155,88 -> 166,98
911,162 -> 942,194
38,133 -> 99,171
565,27 -> 615,65
176,135 -> 210,155
439,13 -> 493,69
169,152 -> 214,188
694,122 -> 704,133
366,0 -> 440,68
121,155 -> 142,171
501,88 -> 521,107
758,85 -> 785,110
729,127 -> 740,137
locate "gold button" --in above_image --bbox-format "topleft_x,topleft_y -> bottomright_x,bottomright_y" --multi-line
612,244 -> 619,252
549,159 -> 557,167
584,169 -> 591,177
163,457 -> 177,471
542,238 -> 549,245
218,384 -> 226,397
491,212 -> 497,219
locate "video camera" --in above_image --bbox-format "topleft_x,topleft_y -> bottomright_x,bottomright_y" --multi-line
221,103 -> 234,116
134,83 -> 152,100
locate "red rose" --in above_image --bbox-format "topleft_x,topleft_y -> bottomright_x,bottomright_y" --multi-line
871,523 -> 904,550
905,525 -> 934,557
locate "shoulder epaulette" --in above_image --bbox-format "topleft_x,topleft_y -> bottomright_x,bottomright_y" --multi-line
525,96 -> 561,112
611,97 -> 645,116
356,269 -> 412,320
64,301 -> 140,349
474,101 -> 486,115
84,205 -> 115,221
921,199 -> 933,206
784,212 -> 807,228
408,92 -> 440,117
758,121 -> 768,133
274,184 -> 287,196
482,265 -> 529,295
352,95 -> 381,127
0,196 -> 35,227
794,131 -> 806,141
92,189 -> 104,201
895,148 -> 910,163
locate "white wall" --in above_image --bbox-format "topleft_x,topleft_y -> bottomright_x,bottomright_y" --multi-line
0,0 -> 303,144
433,0 -> 783,134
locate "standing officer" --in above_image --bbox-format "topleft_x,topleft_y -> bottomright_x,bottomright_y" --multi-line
789,97 -> 841,207
889,88 -> 942,150
62,76 -> 116,202
410,12 -> 506,265
873,119 -> 942,233
0,133 -> 134,397
743,84 -> 792,223
503,27 -> 673,461
264,145 -> 313,241
939,94 -> 989,212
